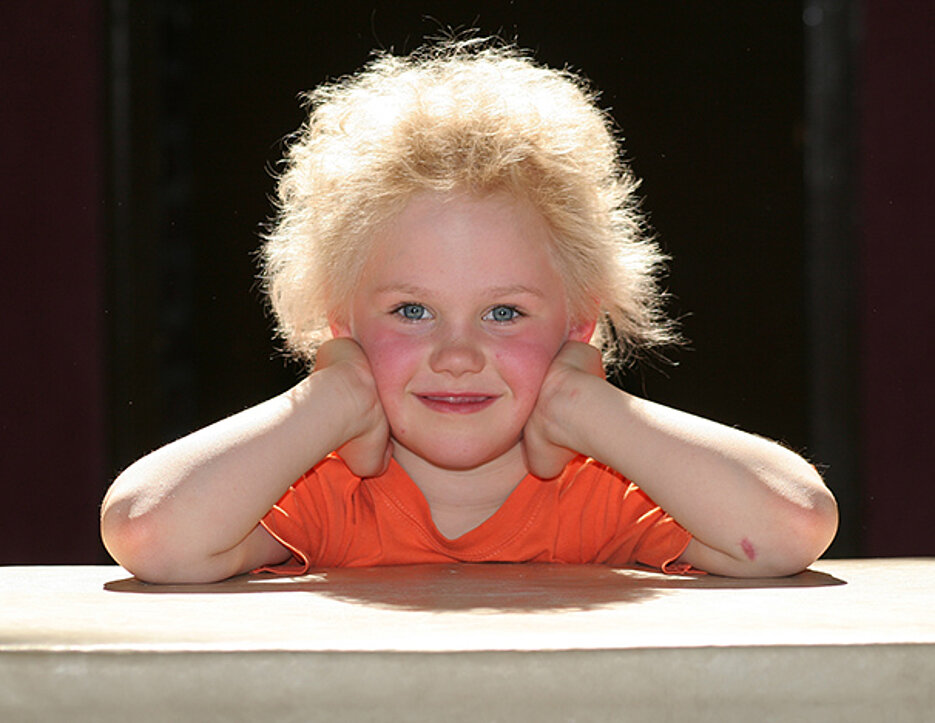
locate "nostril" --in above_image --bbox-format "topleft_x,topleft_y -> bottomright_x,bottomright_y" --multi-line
429,340 -> 485,375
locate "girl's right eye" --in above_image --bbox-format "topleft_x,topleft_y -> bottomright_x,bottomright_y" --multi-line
394,303 -> 433,321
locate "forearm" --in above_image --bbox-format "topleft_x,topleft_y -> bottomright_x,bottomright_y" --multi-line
565,379 -> 838,576
101,370 -> 351,580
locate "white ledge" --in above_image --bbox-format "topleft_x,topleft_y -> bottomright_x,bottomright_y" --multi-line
1,558 -> 933,721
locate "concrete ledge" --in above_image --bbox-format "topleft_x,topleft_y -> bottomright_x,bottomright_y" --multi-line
2,559 -> 933,721
3,645 -> 933,722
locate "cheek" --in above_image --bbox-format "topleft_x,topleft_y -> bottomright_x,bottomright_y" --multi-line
355,327 -> 425,400
494,336 -> 561,404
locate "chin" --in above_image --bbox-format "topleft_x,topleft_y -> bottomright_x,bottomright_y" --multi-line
399,436 -> 521,472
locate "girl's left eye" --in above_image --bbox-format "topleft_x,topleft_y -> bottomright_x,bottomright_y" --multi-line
394,303 -> 433,321
484,305 -> 521,323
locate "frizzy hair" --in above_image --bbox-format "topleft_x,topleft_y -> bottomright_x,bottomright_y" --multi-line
261,38 -> 678,366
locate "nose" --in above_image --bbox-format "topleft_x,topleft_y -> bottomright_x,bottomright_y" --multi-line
429,328 -> 485,377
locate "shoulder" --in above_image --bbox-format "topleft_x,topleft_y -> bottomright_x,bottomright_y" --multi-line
307,453 -> 359,481
555,455 -> 628,487
284,453 -> 362,502
288,453 -> 413,504
552,455 -> 655,509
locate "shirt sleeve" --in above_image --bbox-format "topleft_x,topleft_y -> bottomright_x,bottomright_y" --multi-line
559,458 -> 700,574
253,489 -> 316,576
252,456 -> 347,575
598,484 -> 695,572
253,454 -> 374,575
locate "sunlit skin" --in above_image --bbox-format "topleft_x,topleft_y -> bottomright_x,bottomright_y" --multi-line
332,191 -> 593,530
100,190 -> 837,582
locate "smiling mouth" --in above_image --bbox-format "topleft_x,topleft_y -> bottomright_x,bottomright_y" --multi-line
416,394 -> 498,414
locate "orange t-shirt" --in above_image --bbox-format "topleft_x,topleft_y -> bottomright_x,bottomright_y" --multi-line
257,454 -> 694,575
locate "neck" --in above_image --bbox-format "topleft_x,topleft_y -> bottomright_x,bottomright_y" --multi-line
391,441 -> 529,538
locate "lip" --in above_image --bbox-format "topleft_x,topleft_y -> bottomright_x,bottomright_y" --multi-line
415,393 -> 498,414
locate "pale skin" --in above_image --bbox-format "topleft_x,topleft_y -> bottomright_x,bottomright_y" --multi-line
101,191 -> 838,583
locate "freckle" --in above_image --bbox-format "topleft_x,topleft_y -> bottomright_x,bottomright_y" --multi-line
740,537 -> 757,561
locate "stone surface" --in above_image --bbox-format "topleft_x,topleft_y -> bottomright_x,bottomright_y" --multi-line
1,559 -> 933,721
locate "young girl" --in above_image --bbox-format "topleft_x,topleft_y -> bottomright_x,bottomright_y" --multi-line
100,40 -> 837,583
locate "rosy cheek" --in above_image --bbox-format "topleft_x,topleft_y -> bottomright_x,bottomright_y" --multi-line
355,327 -> 425,399
494,336 -> 560,403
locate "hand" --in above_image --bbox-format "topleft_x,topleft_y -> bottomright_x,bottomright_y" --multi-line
522,341 -> 605,479
313,338 -> 393,477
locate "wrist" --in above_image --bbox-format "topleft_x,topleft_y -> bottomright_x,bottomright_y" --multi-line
286,366 -> 376,451
538,368 -> 605,456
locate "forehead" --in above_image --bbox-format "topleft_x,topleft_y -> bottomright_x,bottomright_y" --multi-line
359,190 -> 564,289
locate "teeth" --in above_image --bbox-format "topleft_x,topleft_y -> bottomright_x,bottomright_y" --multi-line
425,396 -> 487,403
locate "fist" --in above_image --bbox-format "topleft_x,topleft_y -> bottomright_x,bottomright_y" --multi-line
522,341 -> 605,479
314,338 -> 393,477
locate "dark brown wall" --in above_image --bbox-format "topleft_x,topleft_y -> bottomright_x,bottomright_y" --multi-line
859,0 -> 935,556
1,0 -> 932,563
1,2 -> 107,562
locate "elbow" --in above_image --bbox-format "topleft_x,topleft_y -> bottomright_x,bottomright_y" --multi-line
730,465 -> 839,578
101,502 -> 173,583
101,489 -> 243,585
101,480 -> 198,584
688,465 -> 839,579
796,466 -> 839,562
800,486 -> 839,566
765,476 -> 839,577
100,463 -> 173,582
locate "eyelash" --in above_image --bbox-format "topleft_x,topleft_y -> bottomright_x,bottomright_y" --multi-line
393,303 -> 432,322
483,305 -> 523,323
390,304 -> 524,324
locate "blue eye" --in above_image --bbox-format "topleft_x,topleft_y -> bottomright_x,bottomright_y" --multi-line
484,305 -> 521,323
395,303 -> 432,321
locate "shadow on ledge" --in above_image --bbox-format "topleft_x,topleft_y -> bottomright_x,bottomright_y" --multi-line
103,563 -> 846,613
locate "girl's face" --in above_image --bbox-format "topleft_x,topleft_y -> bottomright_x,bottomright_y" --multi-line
339,191 -> 591,471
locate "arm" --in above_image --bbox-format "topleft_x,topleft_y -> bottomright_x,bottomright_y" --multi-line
523,342 -> 838,577
100,339 -> 390,584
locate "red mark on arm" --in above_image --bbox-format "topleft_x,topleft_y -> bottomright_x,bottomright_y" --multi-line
740,537 -> 757,561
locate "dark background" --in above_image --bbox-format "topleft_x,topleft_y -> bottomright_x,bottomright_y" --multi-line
2,1 -> 932,564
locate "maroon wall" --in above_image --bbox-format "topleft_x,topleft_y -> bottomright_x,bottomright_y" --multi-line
0,2 -> 107,562
859,0 -> 935,555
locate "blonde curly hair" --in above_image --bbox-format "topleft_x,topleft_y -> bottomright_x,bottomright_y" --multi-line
261,39 -> 677,366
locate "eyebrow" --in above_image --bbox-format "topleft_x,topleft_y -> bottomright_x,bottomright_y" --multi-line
373,283 -> 547,298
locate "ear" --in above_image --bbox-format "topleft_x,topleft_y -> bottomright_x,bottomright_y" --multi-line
328,315 -> 353,340
568,317 -> 598,343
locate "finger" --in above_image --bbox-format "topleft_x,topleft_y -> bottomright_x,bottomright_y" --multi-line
557,341 -> 605,378
314,337 -> 365,370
